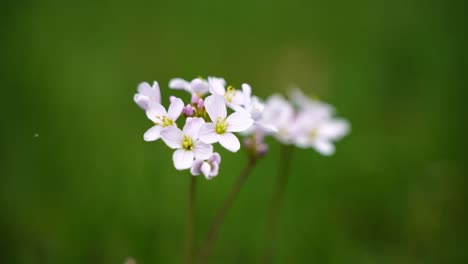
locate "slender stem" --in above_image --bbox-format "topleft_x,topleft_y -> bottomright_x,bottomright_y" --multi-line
198,158 -> 258,264
185,175 -> 197,264
263,145 -> 294,263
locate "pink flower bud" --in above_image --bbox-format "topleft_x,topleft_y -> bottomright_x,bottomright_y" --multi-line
197,98 -> 204,109
183,104 -> 194,117
191,94 -> 199,105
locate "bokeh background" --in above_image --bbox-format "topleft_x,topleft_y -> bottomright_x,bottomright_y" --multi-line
1,0 -> 467,263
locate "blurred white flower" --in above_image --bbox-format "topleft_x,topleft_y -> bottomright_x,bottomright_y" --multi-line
144,98 -> 184,141
199,95 -> 253,152
134,81 -> 161,110
191,153 -> 221,180
262,94 -> 296,144
293,107 -> 350,155
161,118 -> 213,170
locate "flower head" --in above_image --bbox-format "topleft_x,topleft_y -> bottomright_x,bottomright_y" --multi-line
199,95 -> 254,152
143,97 -> 184,141
134,81 -> 161,110
161,118 -> 213,170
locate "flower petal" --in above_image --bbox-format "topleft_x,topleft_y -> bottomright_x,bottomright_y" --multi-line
226,111 -> 254,132
169,78 -> 191,92
199,123 -> 218,144
209,152 -> 221,164
190,160 -> 203,176
200,162 -> 211,178
208,77 -> 226,95
167,97 -> 184,120
241,83 -> 252,107
208,162 -> 219,179
161,126 -> 183,149
137,82 -> 151,94
204,95 -> 227,121
134,93 -> 151,110
313,140 -> 335,156
183,118 -> 205,138
218,132 -> 240,152
173,149 -> 194,170
146,103 -> 167,122
193,141 -> 213,160
190,78 -> 209,95
230,91 -> 244,105
318,119 -> 350,140
143,125 -> 162,141
150,81 -> 161,104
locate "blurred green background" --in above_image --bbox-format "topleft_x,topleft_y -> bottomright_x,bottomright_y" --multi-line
1,0 -> 467,263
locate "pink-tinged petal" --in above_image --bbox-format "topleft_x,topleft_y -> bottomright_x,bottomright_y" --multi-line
167,97 -> 184,120
143,125 -> 163,141
218,132 -> 240,152
318,119 -> 350,140
230,91 -> 244,105
161,126 -> 183,149
199,123 -> 218,144
241,83 -> 252,106
208,162 -> 219,179
190,160 -> 203,176
183,118 -> 205,138
169,78 -> 191,92
209,152 -> 221,164
193,141 -> 213,160
146,103 -> 167,122
313,140 -> 335,156
134,94 -> 151,110
137,82 -> 152,94
150,81 -> 161,104
190,78 -> 209,95
226,111 -> 254,132
173,149 -> 194,170
200,162 -> 211,178
205,95 -> 227,121
208,77 -> 226,95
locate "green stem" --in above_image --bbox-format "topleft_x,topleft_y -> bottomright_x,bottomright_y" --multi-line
263,145 -> 294,263
185,175 -> 197,264
198,158 -> 258,264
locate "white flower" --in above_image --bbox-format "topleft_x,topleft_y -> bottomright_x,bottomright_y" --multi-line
191,153 -> 221,180
199,95 -> 254,152
261,94 -> 296,144
143,98 -> 184,141
169,77 -> 210,96
134,81 -> 161,110
208,78 -> 244,107
161,118 -> 213,170
293,111 -> 350,156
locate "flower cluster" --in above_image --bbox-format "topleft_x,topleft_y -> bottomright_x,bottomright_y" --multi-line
134,77 -> 260,180
261,89 -> 350,156
134,78 -> 350,179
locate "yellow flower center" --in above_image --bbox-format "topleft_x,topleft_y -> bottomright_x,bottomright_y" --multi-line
225,85 -> 236,103
182,135 -> 194,151
154,115 -> 174,127
215,117 -> 228,134
308,128 -> 318,139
